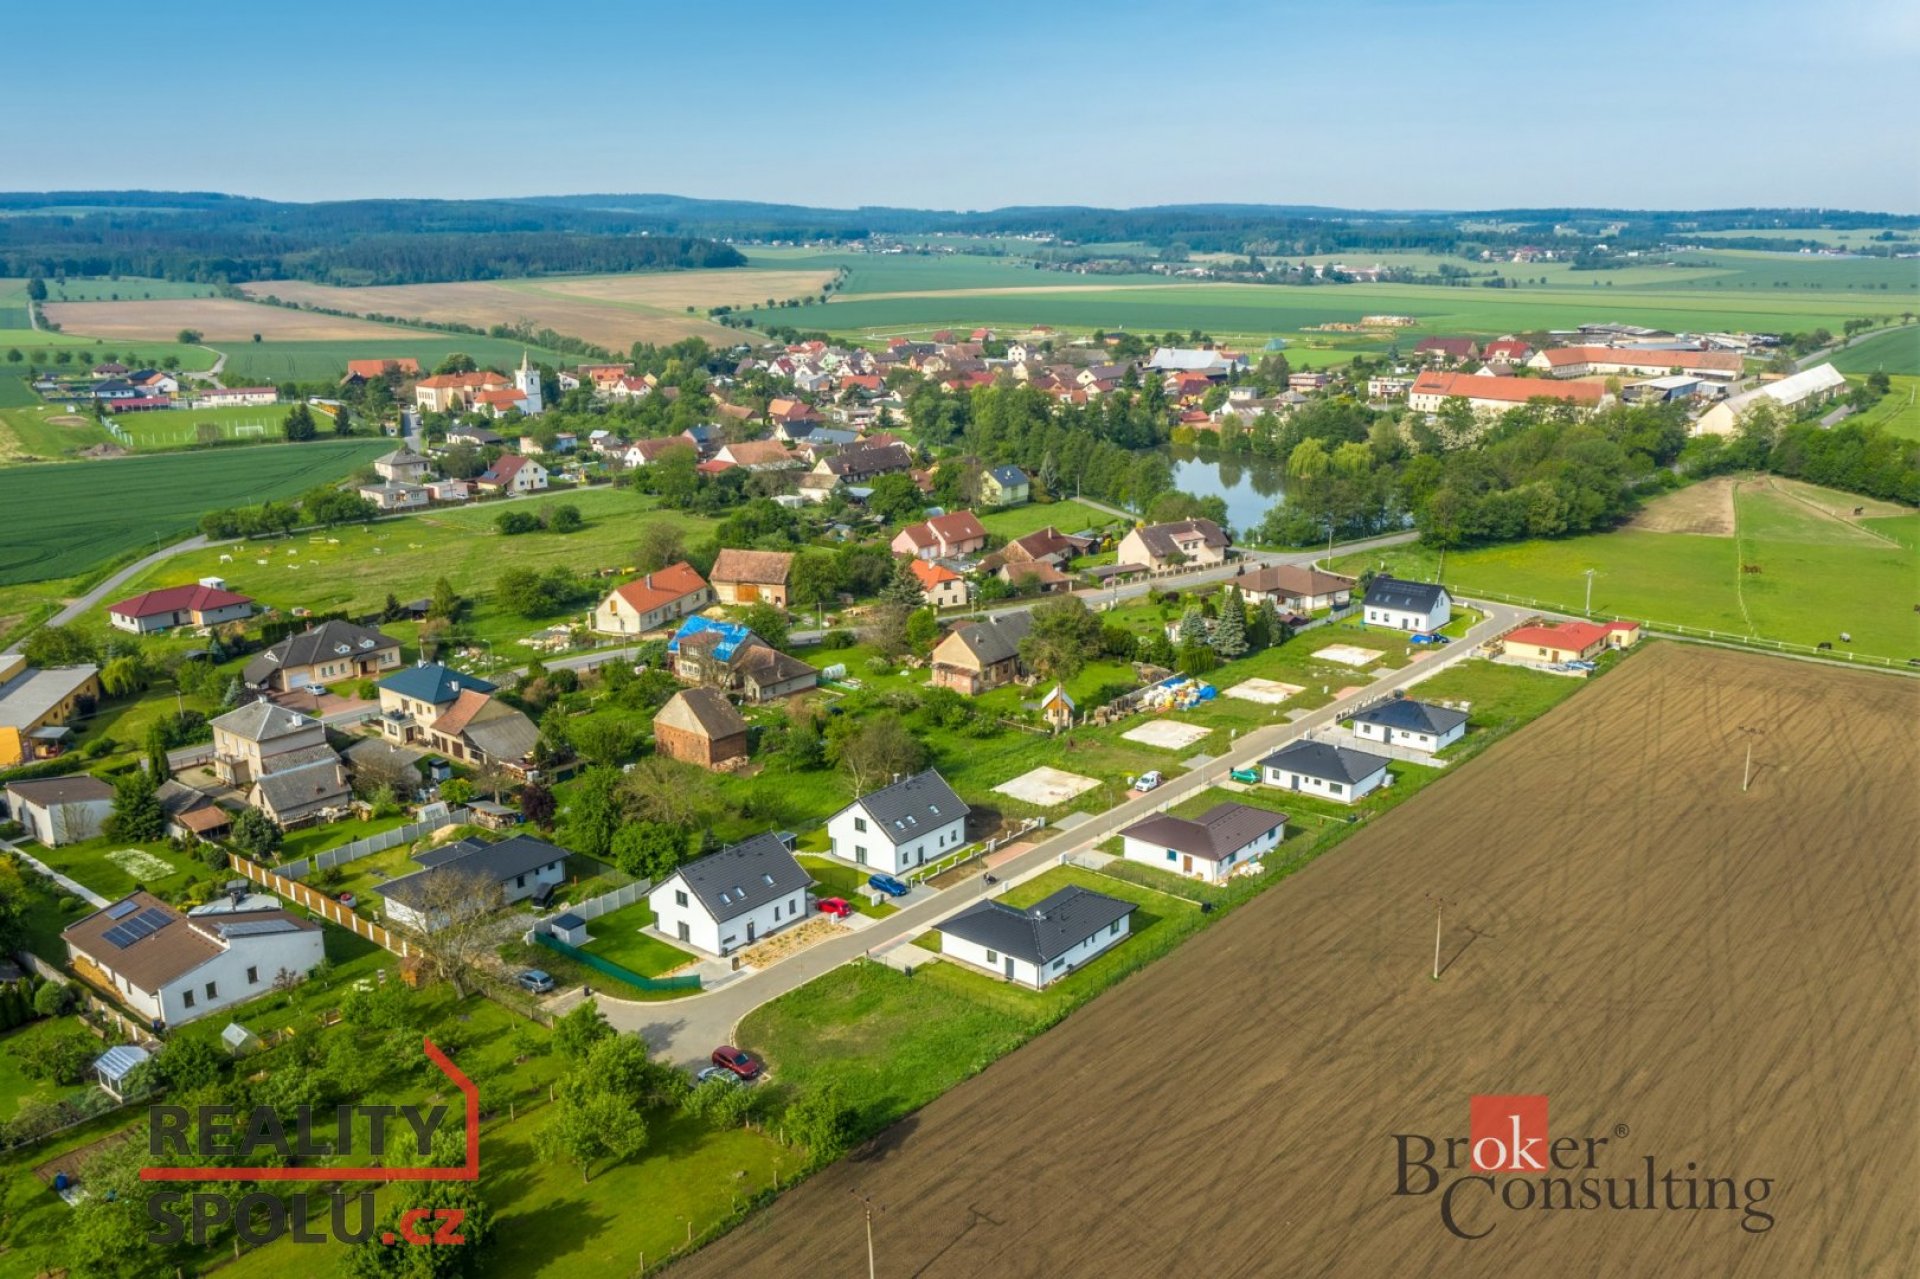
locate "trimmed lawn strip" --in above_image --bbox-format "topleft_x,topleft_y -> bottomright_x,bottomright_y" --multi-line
577,899 -> 698,977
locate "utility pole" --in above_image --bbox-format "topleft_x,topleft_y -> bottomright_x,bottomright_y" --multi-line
1738,725 -> 1766,793
1425,892 -> 1453,981
850,1190 -> 883,1279
1583,568 -> 1597,617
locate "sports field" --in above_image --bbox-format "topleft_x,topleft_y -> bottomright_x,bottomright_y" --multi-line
1331,477 -> 1919,661
674,644 -> 1920,1277
0,438 -> 387,584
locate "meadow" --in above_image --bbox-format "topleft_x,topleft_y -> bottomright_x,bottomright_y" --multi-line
1331,476 -> 1919,661
0,438 -> 387,585
217,334 -> 576,383
1849,374 -> 1920,440
1830,323 -> 1920,375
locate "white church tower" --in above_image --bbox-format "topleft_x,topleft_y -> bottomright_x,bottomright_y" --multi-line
514,350 -> 544,416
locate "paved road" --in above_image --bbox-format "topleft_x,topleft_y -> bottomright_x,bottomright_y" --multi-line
2,837 -> 109,908
1796,321 -> 1915,372
46,535 -> 216,627
559,598 -> 1525,1067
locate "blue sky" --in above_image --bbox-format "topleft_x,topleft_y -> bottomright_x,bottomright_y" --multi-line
7,0 -> 1915,212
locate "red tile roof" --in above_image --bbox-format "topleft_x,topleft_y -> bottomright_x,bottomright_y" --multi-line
346,358 -> 422,378
910,559 -> 963,587
1503,621 -> 1612,651
610,563 -> 709,617
109,583 -> 252,619
1412,370 -> 1603,406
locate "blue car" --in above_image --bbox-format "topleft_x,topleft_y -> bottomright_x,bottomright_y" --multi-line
867,873 -> 911,898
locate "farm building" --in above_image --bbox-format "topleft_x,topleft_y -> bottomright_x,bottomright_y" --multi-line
381,835 -> 571,933
1500,620 -> 1640,665
5,775 -> 115,846
648,832 -> 813,957
1414,337 -> 1479,365
653,687 -> 751,770
1349,699 -> 1468,754
1119,802 -> 1287,884
930,611 -> 1032,695
193,387 -> 278,407
938,885 -> 1136,988
107,582 -> 255,634
710,549 -> 794,608
1407,370 -> 1606,416
826,769 -> 969,876
0,653 -> 101,768
1691,363 -> 1847,437
1527,346 -> 1743,381
1361,578 -> 1451,632
1260,739 -> 1390,805
245,619 -> 402,693
64,891 -> 324,1028
591,563 -> 713,635
343,357 -> 422,382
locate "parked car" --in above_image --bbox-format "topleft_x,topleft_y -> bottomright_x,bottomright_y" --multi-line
1229,767 -> 1260,784
515,970 -> 555,995
817,897 -> 854,918
695,1065 -> 742,1087
867,873 -> 911,898
336,892 -> 357,908
1567,659 -> 1598,671
1133,770 -> 1164,792
711,1046 -> 762,1080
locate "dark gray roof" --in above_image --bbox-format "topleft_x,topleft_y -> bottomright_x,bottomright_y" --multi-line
1120,802 -> 1286,862
847,769 -> 970,844
5,774 -> 114,807
1351,699 -> 1468,735
244,620 -> 399,685
1259,739 -> 1390,785
1362,576 -> 1449,613
986,464 -> 1028,485
379,662 -> 495,704
948,610 -> 1031,666
670,832 -> 813,923
387,835 -> 571,906
551,912 -> 586,929
939,885 -> 1136,966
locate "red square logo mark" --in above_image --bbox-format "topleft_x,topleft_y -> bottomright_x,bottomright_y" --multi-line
1470,1094 -> 1549,1173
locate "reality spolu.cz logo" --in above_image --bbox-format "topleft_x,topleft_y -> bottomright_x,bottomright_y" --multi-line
142,1037 -> 476,1248
1392,1094 -> 1777,1240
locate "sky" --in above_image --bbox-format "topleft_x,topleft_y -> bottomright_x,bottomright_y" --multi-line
6,0 -> 1916,213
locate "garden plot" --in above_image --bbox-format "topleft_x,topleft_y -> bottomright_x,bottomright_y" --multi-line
106,848 -> 176,881
1224,678 -> 1303,705
1313,643 -> 1384,667
994,766 -> 1102,807
1122,720 -> 1213,751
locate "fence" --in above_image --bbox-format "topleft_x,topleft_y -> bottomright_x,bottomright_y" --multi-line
532,932 -> 700,993
279,808 -> 471,881
1453,586 -> 1907,671
227,854 -> 413,957
533,879 -> 649,931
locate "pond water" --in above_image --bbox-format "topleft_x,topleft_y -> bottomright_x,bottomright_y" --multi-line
1168,445 -> 1288,535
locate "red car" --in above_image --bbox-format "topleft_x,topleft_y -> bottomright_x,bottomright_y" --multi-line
711,1046 -> 761,1080
337,892 -> 357,908
816,897 -> 853,919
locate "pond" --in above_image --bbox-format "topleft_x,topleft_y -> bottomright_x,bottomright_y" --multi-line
1168,445 -> 1288,535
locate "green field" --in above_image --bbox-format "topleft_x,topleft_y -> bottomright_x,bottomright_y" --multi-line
218,335 -> 576,384
0,437 -> 387,584
84,484 -> 719,655
1849,375 -> 1920,441
1332,477 -> 1919,661
975,497 -> 1122,539
1831,325 -> 1920,375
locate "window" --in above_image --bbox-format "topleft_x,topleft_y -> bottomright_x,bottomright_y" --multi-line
675,890 -> 688,907
1165,850 -> 1177,862
1330,783 -> 1345,796
855,846 -> 867,866
853,816 -> 867,833
1052,959 -> 1065,970
246,966 -> 258,985
516,874 -> 527,888
182,989 -> 195,1008
985,949 -> 998,964
774,905 -> 781,921
1108,922 -> 1120,936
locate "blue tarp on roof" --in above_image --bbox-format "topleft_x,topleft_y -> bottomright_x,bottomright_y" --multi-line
668,615 -> 753,661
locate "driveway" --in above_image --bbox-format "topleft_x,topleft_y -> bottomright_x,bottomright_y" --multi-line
1,837 -> 109,908
561,599 -> 1523,1067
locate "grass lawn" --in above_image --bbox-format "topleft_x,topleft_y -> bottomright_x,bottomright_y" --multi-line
0,1019 -> 94,1120
278,811 -> 416,864
25,836 -> 218,903
1331,477 -> 1918,661
313,840 -> 425,903
577,899 -> 698,977
976,498 -> 1124,540
1849,374 -> 1920,441
797,856 -> 897,918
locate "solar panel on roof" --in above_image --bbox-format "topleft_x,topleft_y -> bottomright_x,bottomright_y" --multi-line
218,920 -> 299,938
105,900 -> 138,920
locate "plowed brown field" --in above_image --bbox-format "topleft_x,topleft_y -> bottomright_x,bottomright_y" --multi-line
674,645 -> 1919,1278
40,297 -> 422,342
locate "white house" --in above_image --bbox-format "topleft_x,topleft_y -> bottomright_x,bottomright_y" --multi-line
1260,739 -> 1391,805
1349,699 -> 1468,755
1119,802 -> 1287,884
826,770 -> 969,876
5,775 -> 115,846
63,892 -> 325,1028
647,833 -> 814,957
938,885 -> 1135,988
1361,577 -> 1451,632
381,835 -> 570,933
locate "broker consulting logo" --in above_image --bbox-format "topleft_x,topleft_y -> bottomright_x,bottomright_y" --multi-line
1392,1093 -> 1776,1240
143,1037 -> 478,1248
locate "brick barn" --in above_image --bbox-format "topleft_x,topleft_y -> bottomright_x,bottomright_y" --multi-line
652,688 -> 750,770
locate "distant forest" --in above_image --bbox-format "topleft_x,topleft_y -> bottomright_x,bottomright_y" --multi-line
0,191 -> 1913,285
0,193 -> 746,285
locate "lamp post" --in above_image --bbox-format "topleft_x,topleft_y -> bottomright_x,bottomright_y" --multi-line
850,1190 -> 883,1279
